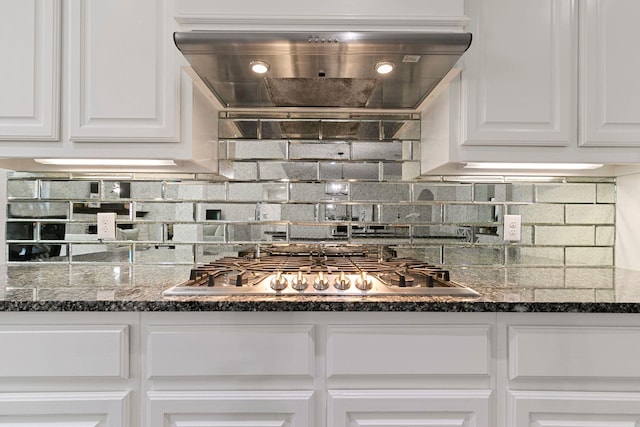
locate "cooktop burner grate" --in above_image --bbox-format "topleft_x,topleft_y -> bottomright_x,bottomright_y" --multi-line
164,246 -> 480,298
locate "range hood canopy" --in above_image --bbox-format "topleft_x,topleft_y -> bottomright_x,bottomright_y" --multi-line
174,31 -> 472,110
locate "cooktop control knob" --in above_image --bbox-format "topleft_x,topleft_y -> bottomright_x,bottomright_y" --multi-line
270,272 -> 288,290
313,272 -> 330,290
355,272 -> 373,291
292,271 -> 308,290
334,271 -> 351,290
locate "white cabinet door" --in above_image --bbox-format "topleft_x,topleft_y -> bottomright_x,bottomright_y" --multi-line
329,389 -> 491,427
147,390 -> 314,427
580,0 -> 640,147
462,0 -> 575,146
0,0 -> 60,141
67,0 -> 179,142
508,390 -> 640,426
0,391 -> 130,427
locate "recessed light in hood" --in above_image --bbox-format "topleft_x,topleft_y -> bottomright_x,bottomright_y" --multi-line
173,31 -> 472,110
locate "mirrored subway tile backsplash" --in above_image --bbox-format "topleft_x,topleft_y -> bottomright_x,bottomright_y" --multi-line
5,172 -> 615,274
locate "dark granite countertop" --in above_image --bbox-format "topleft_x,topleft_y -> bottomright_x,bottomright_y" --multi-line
2,264 -> 640,313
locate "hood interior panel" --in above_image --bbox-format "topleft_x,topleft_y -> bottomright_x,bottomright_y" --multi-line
175,31 -> 472,110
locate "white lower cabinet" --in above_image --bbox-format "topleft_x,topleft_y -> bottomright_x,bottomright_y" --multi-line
3,311 -> 640,426
498,313 -> 640,427
142,312 -> 495,427
0,312 -> 139,427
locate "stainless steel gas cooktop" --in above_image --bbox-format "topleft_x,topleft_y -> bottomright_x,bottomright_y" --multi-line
163,245 -> 480,298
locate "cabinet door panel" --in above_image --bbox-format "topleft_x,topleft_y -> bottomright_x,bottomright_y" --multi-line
0,0 -> 60,140
463,0 -> 574,146
508,390 -> 640,426
0,391 -> 129,427
147,391 -> 313,427
580,0 -> 640,147
68,0 -> 178,142
329,389 -> 491,427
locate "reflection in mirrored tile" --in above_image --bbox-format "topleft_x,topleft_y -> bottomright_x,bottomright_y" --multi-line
41,181 -> 96,199
7,180 -> 38,198
351,225 -> 409,244
196,203 -> 257,222
320,162 -> 379,181
414,184 -> 473,202
380,204 -> 441,223
445,204 -> 500,224
290,183 -> 348,202
72,202 -> 131,219
8,202 -> 69,219
289,142 -> 349,160
259,161 -> 318,180
383,120 -> 420,140
290,224 -> 334,242
473,183 -> 511,202
164,182 -> 225,201
281,204 -> 316,222
197,244 -> 246,262
135,202 -> 194,222
228,224 -> 287,242
351,183 -> 410,201
134,245 -> 194,264
352,142 -> 404,160
218,161 -> 258,180
218,118 -> 258,139
227,140 -> 286,159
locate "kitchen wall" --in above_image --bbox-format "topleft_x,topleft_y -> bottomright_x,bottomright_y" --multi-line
5,171 -> 615,278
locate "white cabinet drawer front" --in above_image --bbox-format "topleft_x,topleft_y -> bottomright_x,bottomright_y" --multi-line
0,325 -> 129,378
508,390 -> 640,426
327,325 -> 491,377
329,389 -> 491,427
509,326 -> 640,379
0,391 -> 129,427
147,390 -> 313,427
147,325 -> 314,378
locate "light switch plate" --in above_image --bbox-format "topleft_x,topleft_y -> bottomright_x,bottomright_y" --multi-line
504,214 -> 521,241
97,212 -> 117,239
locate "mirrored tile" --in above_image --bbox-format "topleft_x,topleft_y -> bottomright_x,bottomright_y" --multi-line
351,183 -> 410,201
8,202 -> 69,219
196,203 -> 258,222
164,182 -> 226,201
218,161 -> 258,180
259,161 -> 318,180
413,184 -> 473,201
290,183 -> 349,202
352,142 -> 404,160
218,118 -> 258,139
135,202 -> 194,222
383,120 -> 420,140
228,224 -> 288,242
134,245 -> 194,264
7,180 -> 38,198
289,142 -> 349,160
320,162 -> 379,181
227,140 -> 286,159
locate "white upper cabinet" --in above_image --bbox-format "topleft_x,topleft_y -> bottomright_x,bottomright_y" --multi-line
580,0 -> 640,147
67,0 -> 179,142
0,0 -> 61,141
462,0 -> 575,147
422,0 -> 640,173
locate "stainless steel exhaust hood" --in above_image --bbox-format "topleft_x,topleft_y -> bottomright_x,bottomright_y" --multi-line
174,31 -> 472,110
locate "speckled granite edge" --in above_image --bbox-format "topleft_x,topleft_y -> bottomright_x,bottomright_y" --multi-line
3,300 -> 640,313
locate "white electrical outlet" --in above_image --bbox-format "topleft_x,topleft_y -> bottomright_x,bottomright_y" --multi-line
503,214 -> 522,241
97,212 -> 117,239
